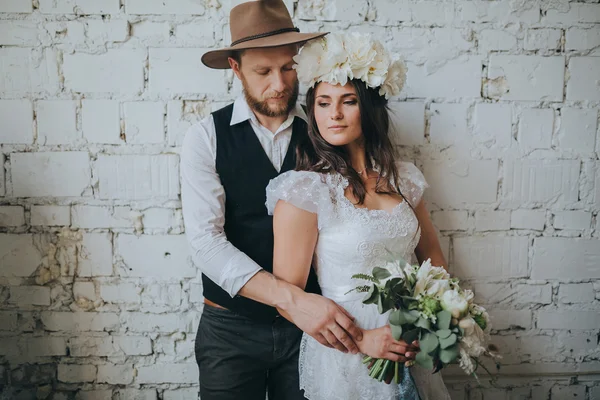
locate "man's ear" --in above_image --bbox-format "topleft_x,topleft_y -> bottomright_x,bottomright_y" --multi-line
228,57 -> 242,80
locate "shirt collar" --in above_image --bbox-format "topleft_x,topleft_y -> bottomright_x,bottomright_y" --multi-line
230,95 -> 308,127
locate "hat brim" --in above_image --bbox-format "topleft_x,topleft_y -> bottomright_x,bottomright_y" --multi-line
201,31 -> 328,69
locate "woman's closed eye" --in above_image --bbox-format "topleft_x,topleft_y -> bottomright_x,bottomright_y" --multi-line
318,102 -> 331,108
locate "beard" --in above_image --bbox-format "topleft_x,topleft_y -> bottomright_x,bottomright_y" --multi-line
241,75 -> 299,118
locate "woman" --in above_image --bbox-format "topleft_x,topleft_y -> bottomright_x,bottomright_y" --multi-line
266,33 -> 451,399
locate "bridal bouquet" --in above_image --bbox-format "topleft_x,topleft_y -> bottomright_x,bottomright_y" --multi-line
348,258 -> 500,383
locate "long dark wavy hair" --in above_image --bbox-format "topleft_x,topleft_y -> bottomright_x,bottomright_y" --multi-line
296,79 -> 406,206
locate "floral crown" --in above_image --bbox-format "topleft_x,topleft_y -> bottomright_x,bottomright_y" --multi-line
293,32 -> 407,100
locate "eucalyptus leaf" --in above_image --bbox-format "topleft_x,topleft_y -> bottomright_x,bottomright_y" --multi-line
372,267 -> 391,281
389,310 -> 404,326
415,351 -> 434,370
415,317 -> 432,330
439,344 -> 460,364
439,333 -> 457,349
391,324 -> 403,341
436,310 -> 452,330
402,328 -> 420,345
435,329 -> 452,339
419,332 -> 439,354
363,285 -> 379,305
401,310 -> 418,325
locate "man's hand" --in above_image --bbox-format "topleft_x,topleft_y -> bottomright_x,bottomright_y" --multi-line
278,291 -> 363,354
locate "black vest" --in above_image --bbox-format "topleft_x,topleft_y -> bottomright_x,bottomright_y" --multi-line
201,103 -> 320,322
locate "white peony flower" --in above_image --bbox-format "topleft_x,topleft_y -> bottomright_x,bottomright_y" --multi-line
379,57 -> 408,99
293,32 -> 407,98
440,289 -> 469,319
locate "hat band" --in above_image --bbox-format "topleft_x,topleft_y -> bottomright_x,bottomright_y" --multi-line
230,27 -> 300,47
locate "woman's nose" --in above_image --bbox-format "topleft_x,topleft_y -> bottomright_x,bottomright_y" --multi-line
330,106 -> 343,120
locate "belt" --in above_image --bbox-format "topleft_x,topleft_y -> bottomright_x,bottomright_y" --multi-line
203,298 -> 228,310
202,298 -> 282,319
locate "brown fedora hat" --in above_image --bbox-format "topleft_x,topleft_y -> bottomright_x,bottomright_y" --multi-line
201,0 -> 328,69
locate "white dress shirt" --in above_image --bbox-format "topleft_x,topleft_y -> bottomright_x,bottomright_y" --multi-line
180,96 -> 308,297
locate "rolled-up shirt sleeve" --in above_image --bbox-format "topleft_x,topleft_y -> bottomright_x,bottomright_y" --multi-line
180,117 -> 262,297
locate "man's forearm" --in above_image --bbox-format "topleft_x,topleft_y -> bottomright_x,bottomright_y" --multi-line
237,270 -> 304,312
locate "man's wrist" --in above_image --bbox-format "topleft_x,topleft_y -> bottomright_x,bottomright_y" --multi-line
273,280 -> 304,312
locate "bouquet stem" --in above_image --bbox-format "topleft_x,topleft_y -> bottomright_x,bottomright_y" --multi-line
394,360 -> 400,384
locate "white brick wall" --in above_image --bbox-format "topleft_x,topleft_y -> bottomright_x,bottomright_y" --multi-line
1,0 -> 599,398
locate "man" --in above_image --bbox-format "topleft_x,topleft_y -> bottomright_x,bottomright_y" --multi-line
180,1 -> 363,399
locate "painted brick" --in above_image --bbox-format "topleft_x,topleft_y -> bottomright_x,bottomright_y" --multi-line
149,49 -> 228,94
388,102 -> 425,146
545,4 -> 600,24
78,233 -> 113,277
524,29 -> 562,51
432,211 -> 470,231
0,48 -> 59,94
0,21 -> 39,46
57,364 -> 97,383
36,101 -> 79,145
518,108 -> 554,150
404,57 -> 482,98
64,50 -> 145,93
557,108 -> 598,152
136,363 -> 198,384
0,1 -> 33,12
39,0 -> 120,14
472,103 -> 512,148
478,29 -> 518,52
474,210 -> 511,231
41,312 -> 119,332
100,283 -> 141,304
0,234 -> 44,277
114,390 -> 158,400
566,28 -> 600,54
430,103 -> 469,148
123,102 -> 165,144
488,56 -> 564,101
11,152 -> 91,197
0,100 -> 33,144
559,283 -> 596,304
510,210 -> 546,231
0,206 -> 25,227
553,211 -> 592,230
567,57 -> 600,101
9,286 -> 51,306
72,205 -> 133,229
488,309 -> 532,330
126,0 -> 206,15
532,238 -> 600,279
96,155 -> 179,200
459,1 -> 539,23
537,311 -> 600,330
115,234 -> 194,278
502,160 -> 580,207
82,100 -> 121,144
453,236 -> 529,278
424,160 -> 498,208
97,364 -> 134,385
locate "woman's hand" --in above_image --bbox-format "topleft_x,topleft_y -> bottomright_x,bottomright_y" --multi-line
358,325 -> 419,365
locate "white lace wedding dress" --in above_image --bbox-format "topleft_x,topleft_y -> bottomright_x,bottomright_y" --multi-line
266,162 -> 450,400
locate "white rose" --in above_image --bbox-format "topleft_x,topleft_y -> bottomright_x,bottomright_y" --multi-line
379,58 -> 407,99
344,32 -> 378,81
440,289 -> 469,319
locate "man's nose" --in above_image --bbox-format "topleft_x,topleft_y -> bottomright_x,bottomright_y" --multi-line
270,71 -> 285,93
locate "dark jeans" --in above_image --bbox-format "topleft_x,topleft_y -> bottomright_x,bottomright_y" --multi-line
195,304 -> 306,400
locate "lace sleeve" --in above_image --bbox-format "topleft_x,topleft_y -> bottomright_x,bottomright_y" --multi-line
266,171 -> 331,224
397,162 -> 429,207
